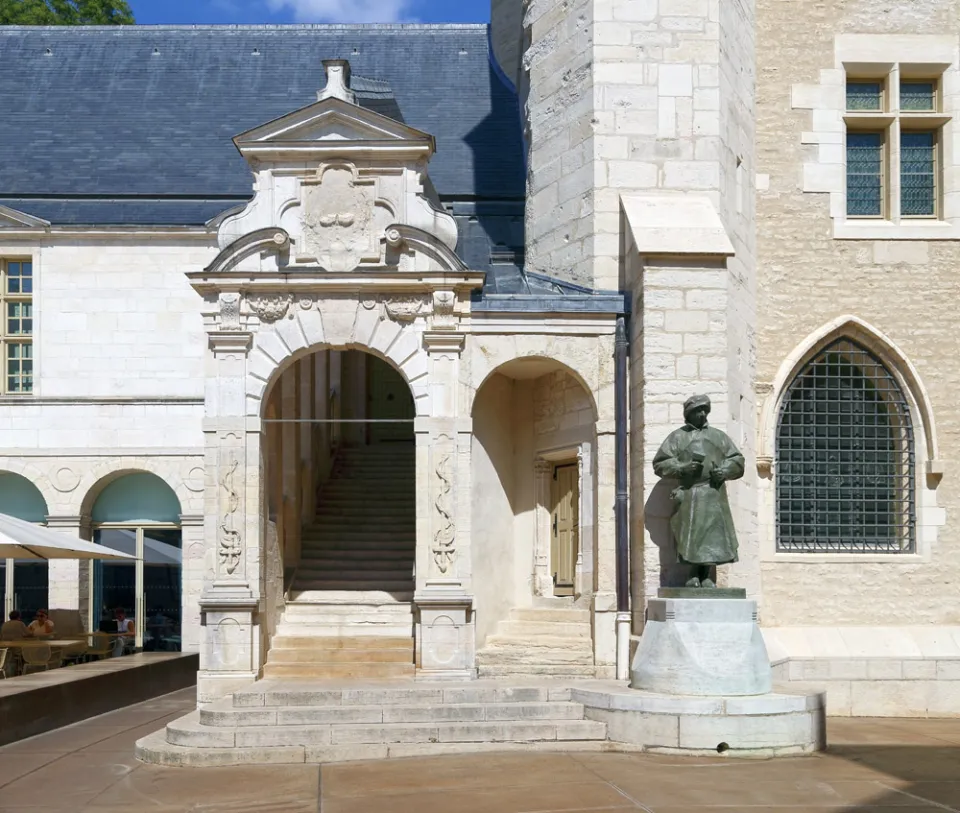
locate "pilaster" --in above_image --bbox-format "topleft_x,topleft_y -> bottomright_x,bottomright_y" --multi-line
198,321 -> 261,702
44,515 -> 89,612
415,324 -> 475,680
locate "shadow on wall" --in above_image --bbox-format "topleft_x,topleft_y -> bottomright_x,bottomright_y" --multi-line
459,59 -> 526,275
644,478 -> 696,589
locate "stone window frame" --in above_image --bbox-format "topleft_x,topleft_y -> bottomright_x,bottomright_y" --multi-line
0,256 -> 34,395
792,34 -> 960,240
756,316 -> 945,564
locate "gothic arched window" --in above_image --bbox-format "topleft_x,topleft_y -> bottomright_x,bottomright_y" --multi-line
776,339 -> 916,553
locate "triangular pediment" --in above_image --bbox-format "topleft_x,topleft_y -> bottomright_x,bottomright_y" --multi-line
234,97 -> 434,149
0,204 -> 49,229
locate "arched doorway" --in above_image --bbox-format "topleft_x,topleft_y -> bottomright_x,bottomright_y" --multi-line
89,472 -> 183,653
471,357 -> 599,679
0,472 -> 49,624
260,346 -> 417,678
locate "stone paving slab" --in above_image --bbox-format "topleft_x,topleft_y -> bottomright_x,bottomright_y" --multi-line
1,688 -> 959,811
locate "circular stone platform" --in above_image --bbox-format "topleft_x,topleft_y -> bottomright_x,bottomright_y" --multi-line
571,683 -> 826,757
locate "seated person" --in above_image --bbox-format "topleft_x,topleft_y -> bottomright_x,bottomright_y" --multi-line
112,608 -> 135,656
26,609 -> 54,637
1,610 -> 29,640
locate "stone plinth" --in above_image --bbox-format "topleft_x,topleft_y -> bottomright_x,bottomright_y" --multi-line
631,598 -> 772,697
573,683 -> 827,757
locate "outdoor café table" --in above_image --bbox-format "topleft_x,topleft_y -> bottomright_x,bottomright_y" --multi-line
2,639 -> 82,649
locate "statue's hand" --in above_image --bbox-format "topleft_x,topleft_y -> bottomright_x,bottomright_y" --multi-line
680,461 -> 702,476
709,468 -> 726,488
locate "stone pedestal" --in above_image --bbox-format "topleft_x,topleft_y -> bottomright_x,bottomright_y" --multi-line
631,598 -> 772,697
415,593 -> 476,680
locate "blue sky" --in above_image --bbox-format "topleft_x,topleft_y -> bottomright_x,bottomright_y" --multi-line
128,0 -> 490,25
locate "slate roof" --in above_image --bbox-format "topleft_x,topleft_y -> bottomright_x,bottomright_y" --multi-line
0,24 -> 523,208
0,24 -> 624,312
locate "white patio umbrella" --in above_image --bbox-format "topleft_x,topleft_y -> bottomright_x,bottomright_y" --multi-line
0,512 -> 135,561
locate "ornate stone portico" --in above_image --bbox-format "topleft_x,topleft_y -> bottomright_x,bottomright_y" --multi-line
182,60 -> 624,698
188,60 -> 492,698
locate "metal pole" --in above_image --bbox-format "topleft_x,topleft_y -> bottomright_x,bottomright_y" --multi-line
615,315 -> 632,682
615,316 -> 629,614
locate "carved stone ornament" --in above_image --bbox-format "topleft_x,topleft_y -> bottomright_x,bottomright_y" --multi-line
431,290 -> 457,330
301,164 -> 378,272
249,293 -> 293,323
382,296 -> 430,323
219,293 -> 242,331
219,458 -> 242,576
297,294 -> 314,311
432,453 -> 456,574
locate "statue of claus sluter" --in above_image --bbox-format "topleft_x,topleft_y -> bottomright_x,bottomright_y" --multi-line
653,394 -> 745,588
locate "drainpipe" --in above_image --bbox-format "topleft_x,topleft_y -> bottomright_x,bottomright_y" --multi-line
614,315 -> 631,681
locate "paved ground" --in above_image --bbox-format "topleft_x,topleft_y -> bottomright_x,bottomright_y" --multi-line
0,688 -> 958,812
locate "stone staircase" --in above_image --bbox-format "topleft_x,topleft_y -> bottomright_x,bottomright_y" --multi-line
136,681 -> 608,766
263,444 -> 416,680
476,607 -> 596,679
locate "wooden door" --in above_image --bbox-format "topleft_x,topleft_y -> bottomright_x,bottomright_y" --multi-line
551,463 -> 579,596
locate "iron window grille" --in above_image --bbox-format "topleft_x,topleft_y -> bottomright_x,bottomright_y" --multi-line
776,339 -> 916,554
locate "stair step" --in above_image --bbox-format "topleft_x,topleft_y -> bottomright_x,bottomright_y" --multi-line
476,648 -> 594,665
294,568 -> 413,580
262,662 -> 416,679
232,684 -> 572,708
271,635 -> 412,650
293,581 -> 414,592
497,621 -> 591,638
201,701 -> 586,727
510,608 -> 591,624
267,649 -> 413,665
484,634 -> 593,650
165,716 -> 605,748
477,665 -> 598,678
284,591 -> 414,605
300,551 -> 414,561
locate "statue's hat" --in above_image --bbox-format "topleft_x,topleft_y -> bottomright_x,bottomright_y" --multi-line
683,394 -> 711,415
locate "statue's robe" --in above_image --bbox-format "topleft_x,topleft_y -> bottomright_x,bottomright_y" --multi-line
652,423 -> 745,565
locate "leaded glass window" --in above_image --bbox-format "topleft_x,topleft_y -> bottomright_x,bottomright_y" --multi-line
776,339 -> 916,554
846,81 -> 883,111
1,260 -> 33,394
847,133 -> 884,216
901,131 -> 937,216
900,81 -> 936,112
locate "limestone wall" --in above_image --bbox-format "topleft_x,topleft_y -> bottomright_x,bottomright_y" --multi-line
471,373 -> 520,646
521,0 -> 596,287
491,0 -> 524,91
28,240 -> 212,397
755,0 -> 960,625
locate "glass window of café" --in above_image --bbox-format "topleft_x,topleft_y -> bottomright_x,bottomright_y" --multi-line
90,473 -> 182,653
0,472 -> 49,624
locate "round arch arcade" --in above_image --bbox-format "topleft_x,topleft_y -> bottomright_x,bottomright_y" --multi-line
89,471 -> 183,653
0,472 -> 49,624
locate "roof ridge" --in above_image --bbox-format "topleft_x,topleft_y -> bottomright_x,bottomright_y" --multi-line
0,23 -> 489,32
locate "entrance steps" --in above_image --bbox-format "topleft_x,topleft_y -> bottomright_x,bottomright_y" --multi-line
269,444 -> 416,679
136,680 -> 608,766
477,607 -> 596,679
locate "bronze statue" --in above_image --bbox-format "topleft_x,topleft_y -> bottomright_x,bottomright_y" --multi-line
653,394 -> 745,588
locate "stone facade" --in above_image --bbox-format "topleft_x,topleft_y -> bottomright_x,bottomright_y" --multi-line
755,0 -> 959,631
1,4 -> 959,715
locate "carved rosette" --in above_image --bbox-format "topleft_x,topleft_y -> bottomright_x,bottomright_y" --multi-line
249,293 -> 293,323
219,458 -> 242,575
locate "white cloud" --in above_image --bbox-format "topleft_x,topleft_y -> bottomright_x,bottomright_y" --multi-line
266,0 -> 415,23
